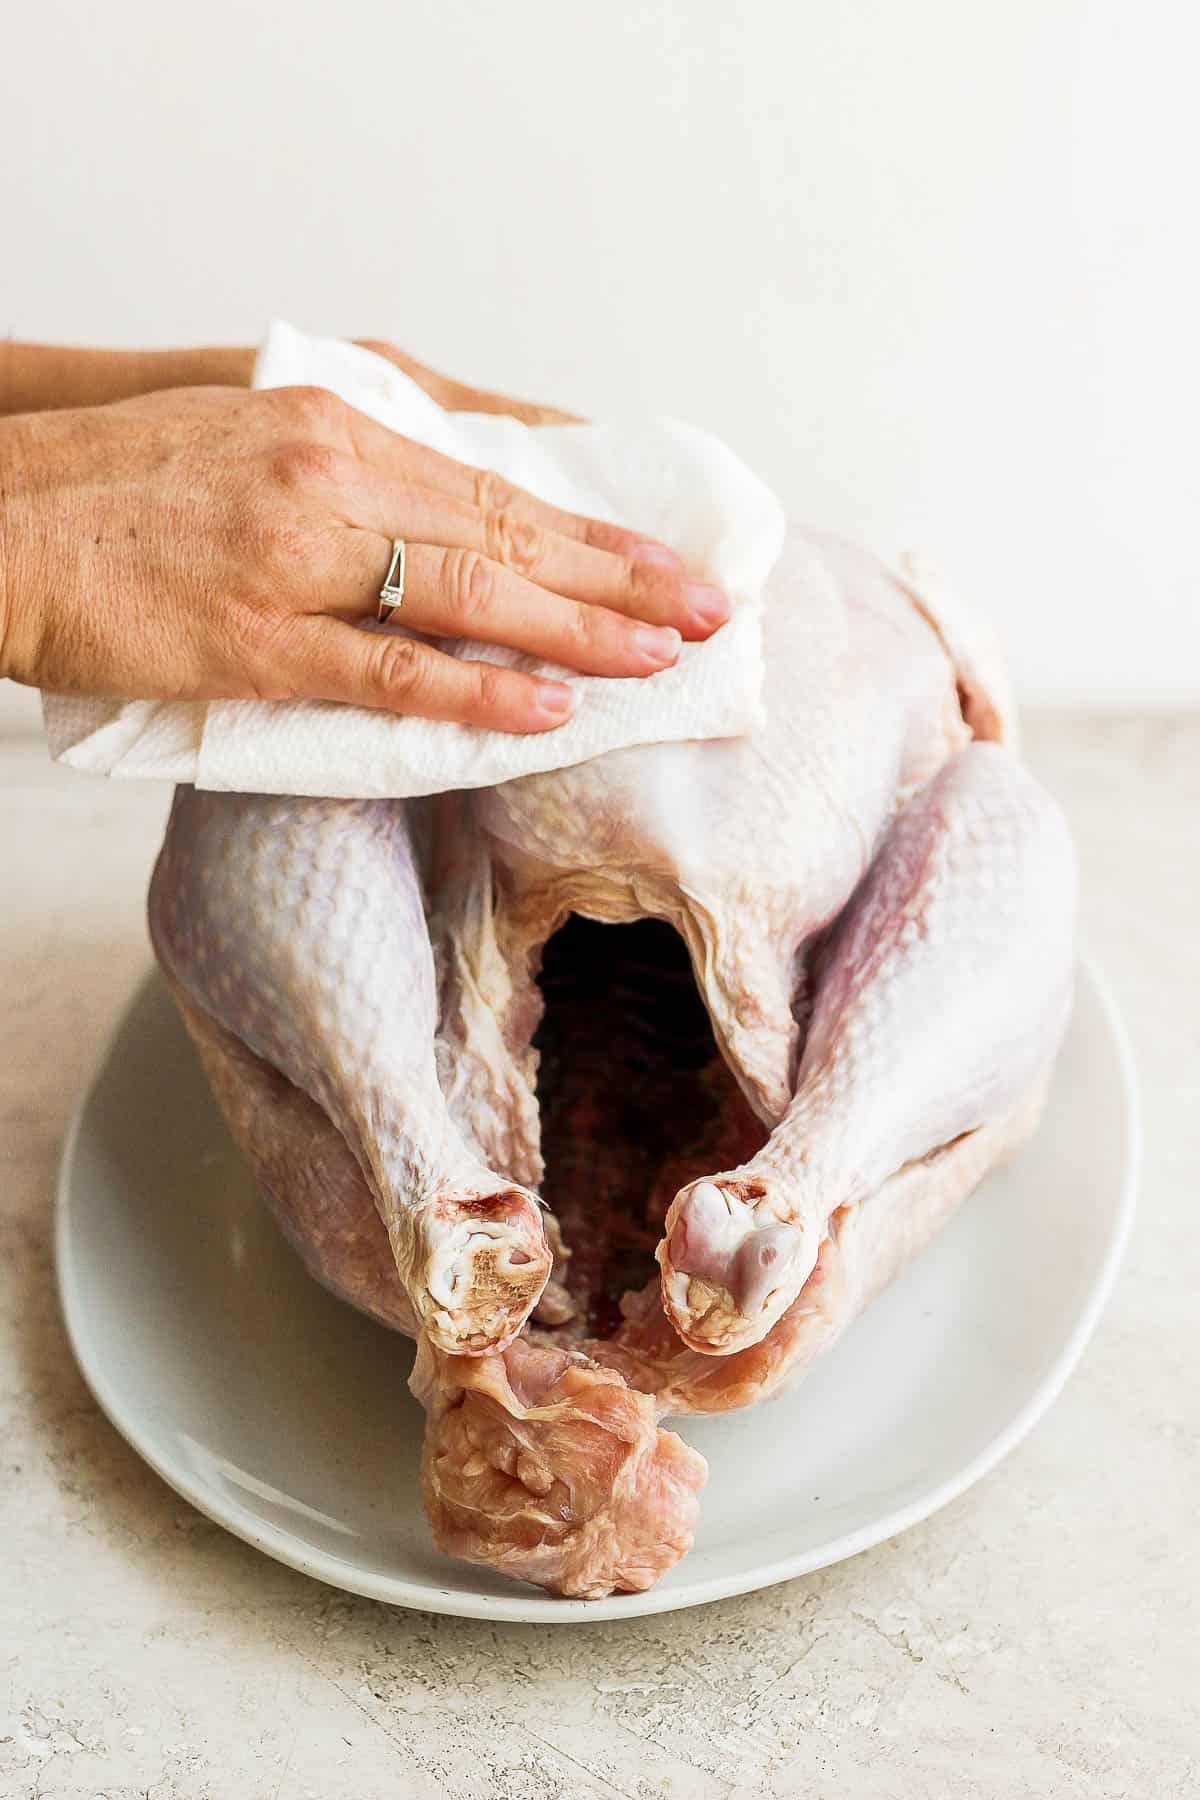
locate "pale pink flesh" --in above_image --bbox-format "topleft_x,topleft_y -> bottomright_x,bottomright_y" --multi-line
172,980 -> 415,1334
148,529 -> 1077,1598
150,789 -> 551,1355
412,1337 -> 706,1600
658,743 -> 1076,1354
597,1081 -> 1049,1413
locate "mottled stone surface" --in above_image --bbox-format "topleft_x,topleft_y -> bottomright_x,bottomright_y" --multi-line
1,715 -> 1196,1799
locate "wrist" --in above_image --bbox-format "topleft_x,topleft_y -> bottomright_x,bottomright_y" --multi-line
0,423 -> 17,681
0,419 -> 21,681
0,415 -> 46,686
0,343 -> 256,416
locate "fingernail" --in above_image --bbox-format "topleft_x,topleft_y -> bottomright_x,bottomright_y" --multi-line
633,542 -> 684,569
683,581 -> 731,628
534,680 -> 577,722
632,625 -> 682,666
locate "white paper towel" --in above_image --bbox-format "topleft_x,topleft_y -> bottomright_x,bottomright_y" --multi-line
42,323 -> 785,798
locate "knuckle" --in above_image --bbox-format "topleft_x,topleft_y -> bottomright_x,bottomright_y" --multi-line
485,505 -> 546,577
270,439 -> 341,492
627,554 -> 674,608
473,467 -> 519,514
471,660 -> 510,717
368,633 -> 424,699
444,547 -> 495,624
562,601 -> 605,657
276,383 -> 345,431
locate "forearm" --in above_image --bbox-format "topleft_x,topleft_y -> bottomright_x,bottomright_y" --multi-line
0,416 -> 28,680
0,342 -> 255,415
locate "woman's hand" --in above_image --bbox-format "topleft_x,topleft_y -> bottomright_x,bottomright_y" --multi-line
0,382 -> 729,731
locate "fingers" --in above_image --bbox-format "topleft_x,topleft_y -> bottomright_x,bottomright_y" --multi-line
353,340 -> 581,425
259,386 -> 732,682
406,542 -> 686,676
322,392 -> 691,566
317,527 -> 682,679
287,616 -> 578,733
323,464 -> 730,640
441,385 -> 580,427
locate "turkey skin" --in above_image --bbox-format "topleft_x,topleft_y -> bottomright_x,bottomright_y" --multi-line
149,531 -> 1077,1598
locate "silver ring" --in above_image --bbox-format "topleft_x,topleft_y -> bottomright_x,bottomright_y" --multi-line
377,538 -> 407,623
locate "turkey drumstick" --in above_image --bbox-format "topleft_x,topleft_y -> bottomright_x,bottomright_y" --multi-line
149,789 -> 552,1354
657,742 -> 1077,1354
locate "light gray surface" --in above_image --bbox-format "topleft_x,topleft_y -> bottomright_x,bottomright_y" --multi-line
0,683 -> 42,738
1,714 -> 1196,1797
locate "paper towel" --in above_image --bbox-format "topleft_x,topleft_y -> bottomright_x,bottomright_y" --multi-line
42,323 -> 785,798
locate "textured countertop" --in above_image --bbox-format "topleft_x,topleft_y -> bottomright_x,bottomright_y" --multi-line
1,708 -> 1196,1800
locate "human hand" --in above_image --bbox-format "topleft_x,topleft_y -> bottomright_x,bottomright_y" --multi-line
0,382 -> 729,732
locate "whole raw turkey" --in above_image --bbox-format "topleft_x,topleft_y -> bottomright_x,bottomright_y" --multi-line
148,530 -> 1078,1598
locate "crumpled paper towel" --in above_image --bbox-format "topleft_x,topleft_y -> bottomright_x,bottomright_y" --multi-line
41,322 -> 785,798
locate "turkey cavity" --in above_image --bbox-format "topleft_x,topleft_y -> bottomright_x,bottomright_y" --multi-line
532,914 -> 765,1337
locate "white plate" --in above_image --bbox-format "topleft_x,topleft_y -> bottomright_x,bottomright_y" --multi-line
56,963 -> 1137,1623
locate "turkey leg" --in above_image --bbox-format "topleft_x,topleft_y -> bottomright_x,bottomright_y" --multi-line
149,788 -> 552,1354
657,742 -> 1078,1354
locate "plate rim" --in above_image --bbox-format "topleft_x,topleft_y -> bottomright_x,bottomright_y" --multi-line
54,954 -> 1140,1624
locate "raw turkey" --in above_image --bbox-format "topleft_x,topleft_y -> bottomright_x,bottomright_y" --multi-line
148,530 -> 1077,1598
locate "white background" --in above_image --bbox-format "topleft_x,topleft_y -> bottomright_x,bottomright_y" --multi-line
2,0 -> 1196,709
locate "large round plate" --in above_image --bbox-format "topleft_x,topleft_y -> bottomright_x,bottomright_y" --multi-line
56,963 -> 1137,1622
